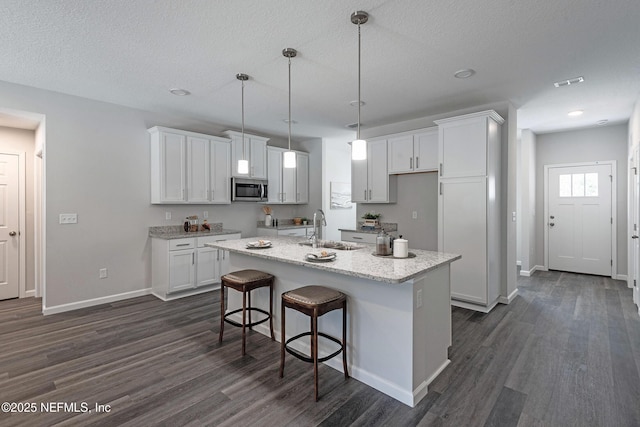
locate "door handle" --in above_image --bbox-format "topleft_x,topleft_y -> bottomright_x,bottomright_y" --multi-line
549,222 -> 555,227
550,215 -> 555,219
9,231 -> 17,236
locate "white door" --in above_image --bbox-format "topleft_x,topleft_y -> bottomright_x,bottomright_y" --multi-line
548,164 -> 613,276
632,148 -> 640,306
0,153 -> 20,300
368,139 -> 389,202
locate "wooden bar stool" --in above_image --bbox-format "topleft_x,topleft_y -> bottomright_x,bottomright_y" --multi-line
279,285 -> 348,401
219,269 -> 275,355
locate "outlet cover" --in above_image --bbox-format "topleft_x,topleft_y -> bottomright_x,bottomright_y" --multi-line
165,212 -> 171,220
203,211 -> 208,219
412,211 -> 418,219
99,268 -> 108,279
59,213 -> 78,224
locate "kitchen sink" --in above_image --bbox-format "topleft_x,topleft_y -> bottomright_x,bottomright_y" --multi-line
298,241 -> 364,251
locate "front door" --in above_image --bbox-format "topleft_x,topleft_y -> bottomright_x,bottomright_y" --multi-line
547,163 -> 613,276
0,153 -> 20,300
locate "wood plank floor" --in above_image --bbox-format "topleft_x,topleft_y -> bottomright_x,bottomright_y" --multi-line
0,271 -> 639,426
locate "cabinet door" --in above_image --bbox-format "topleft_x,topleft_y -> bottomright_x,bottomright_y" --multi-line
250,138 -> 267,179
296,153 -> 309,204
160,131 -> 187,203
230,136 -> 247,177
368,139 -> 389,202
168,249 -> 195,293
282,158 -> 297,203
219,250 -> 231,277
439,177 -> 487,304
388,135 -> 414,173
187,136 -> 210,203
439,117 -> 487,178
414,129 -> 439,172
267,148 -> 283,203
196,246 -> 220,287
351,157 -> 368,202
210,140 -> 231,203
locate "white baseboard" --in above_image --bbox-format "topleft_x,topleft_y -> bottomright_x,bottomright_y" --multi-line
24,289 -> 35,298
520,265 -> 546,277
43,288 -> 152,315
451,298 -> 499,313
498,288 -> 519,305
615,274 -> 628,281
516,260 -> 522,266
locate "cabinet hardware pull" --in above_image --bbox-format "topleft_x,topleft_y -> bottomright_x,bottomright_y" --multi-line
223,251 -> 225,260
352,236 -> 363,240
439,182 -> 443,195
364,189 -> 367,200
369,189 -> 372,199
410,157 -> 413,169
192,253 -> 194,264
217,250 -> 220,261
416,157 -> 419,168
439,163 -> 443,176
176,243 -> 190,247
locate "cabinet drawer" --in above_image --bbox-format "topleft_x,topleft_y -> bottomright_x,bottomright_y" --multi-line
170,238 -> 195,250
196,233 -> 241,247
277,228 -> 309,237
341,231 -> 376,244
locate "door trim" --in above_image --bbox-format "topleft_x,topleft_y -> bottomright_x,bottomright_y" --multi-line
544,160 -> 617,278
0,150 -> 26,298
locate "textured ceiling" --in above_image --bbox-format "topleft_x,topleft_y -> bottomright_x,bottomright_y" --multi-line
1,0 -> 639,138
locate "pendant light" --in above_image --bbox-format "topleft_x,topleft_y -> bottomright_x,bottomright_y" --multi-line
283,48 -> 297,168
236,73 -> 250,175
351,11 -> 368,161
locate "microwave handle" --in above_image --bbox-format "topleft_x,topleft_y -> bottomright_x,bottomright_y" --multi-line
260,183 -> 266,200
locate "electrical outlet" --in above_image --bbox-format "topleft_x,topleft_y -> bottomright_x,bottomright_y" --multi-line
59,213 -> 78,224
416,289 -> 423,308
165,212 -> 171,220
99,268 -> 108,279
203,211 -> 208,219
412,211 -> 418,219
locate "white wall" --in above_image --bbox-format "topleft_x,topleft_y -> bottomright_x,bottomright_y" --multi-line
0,126 -> 35,294
0,80 -> 318,312
322,137 -> 357,241
535,124 -> 628,275
518,129 -> 537,274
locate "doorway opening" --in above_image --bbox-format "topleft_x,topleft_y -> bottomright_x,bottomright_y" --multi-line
544,161 -> 616,277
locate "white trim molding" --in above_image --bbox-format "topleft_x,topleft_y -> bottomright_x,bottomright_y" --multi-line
43,288 -> 151,315
520,265 -> 547,277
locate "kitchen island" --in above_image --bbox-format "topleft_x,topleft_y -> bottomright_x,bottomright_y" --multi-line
205,237 -> 460,407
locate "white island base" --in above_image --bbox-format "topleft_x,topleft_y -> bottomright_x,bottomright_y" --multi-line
224,251 -> 452,407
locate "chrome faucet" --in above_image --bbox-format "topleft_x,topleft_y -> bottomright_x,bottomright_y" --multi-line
310,209 -> 327,248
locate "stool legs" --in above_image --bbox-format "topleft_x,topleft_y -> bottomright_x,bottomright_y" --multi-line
218,284 -> 225,343
241,290 -> 247,356
269,284 -> 275,340
342,300 -> 349,378
312,310 -> 319,401
279,301 -> 285,378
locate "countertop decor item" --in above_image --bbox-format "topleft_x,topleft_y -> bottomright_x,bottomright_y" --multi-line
393,235 -> 409,258
263,205 -> 273,227
362,211 -> 381,227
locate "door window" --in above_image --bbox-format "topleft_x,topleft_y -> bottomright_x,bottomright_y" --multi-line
559,173 -> 598,197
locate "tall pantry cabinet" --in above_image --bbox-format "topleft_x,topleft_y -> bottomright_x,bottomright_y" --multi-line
435,110 -> 504,312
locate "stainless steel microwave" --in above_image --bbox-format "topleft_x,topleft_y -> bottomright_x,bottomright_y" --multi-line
231,177 -> 268,202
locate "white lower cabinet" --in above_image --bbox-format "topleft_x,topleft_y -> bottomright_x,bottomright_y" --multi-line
341,231 -> 377,244
152,233 -> 241,301
257,227 -> 311,237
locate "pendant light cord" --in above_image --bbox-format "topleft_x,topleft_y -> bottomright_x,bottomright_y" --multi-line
241,79 -> 246,161
357,20 -> 361,140
288,55 -> 292,151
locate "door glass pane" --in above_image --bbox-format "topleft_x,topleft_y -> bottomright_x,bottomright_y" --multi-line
585,173 -> 598,197
559,174 -> 572,197
572,173 -> 585,197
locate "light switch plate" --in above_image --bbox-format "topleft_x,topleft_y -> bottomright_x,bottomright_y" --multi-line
59,213 -> 78,224
412,211 -> 418,219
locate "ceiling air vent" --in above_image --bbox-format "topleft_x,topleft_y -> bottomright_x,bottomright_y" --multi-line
554,76 -> 584,88
346,122 -> 360,129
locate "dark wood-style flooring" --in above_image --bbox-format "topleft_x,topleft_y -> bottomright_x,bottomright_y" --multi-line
1,271 -> 639,426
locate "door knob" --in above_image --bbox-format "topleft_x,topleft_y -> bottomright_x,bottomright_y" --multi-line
9,231 -> 16,236
549,223 -> 555,227
550,215 -> 555,219
633,235 -> 639,239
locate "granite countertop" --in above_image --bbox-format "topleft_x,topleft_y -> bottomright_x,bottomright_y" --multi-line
257,224 -> 312,230
149,225 -> 242,240
339,222 -> 398,234
205,236 -> 460,284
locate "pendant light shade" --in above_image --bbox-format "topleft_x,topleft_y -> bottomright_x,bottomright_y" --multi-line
236,73 -> 249,175
283,48 -> 297,169
351,11 -> 368,161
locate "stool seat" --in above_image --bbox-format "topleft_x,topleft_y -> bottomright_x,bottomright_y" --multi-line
219,269 -> 275,356
280,285 -> 348,401
282,285 -> 344,306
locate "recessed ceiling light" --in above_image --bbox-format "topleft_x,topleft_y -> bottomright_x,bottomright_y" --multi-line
596,119 -> 608,126
454,68 -> 475,79
568,110 -> 584,117
283,119 -> 297,124
554,76 -> 584,88
350,100 -> 366,107
169,88 -> 190,96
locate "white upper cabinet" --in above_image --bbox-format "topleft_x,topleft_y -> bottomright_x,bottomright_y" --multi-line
436,111 -> 503,179
351,138 -> 396,203
267,147 -> 309,204
387,127 -> 438,174
149,126 -> 231,204
225,130 -> 268,179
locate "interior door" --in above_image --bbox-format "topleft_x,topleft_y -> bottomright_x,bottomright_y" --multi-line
548,164 -> 612,276
0,153 -> 20,300
632,147 -> 640,306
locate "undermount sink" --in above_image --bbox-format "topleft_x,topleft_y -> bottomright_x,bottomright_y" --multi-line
298,241 -> 364,251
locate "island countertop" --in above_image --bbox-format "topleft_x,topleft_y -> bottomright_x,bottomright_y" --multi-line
206,236 -> 460,284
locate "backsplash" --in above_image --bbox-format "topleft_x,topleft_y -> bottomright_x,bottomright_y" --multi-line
149,223 -> 223,235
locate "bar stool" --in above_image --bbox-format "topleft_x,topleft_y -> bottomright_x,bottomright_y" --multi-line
219,269 -> 275,355
279,285 -> 348,401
